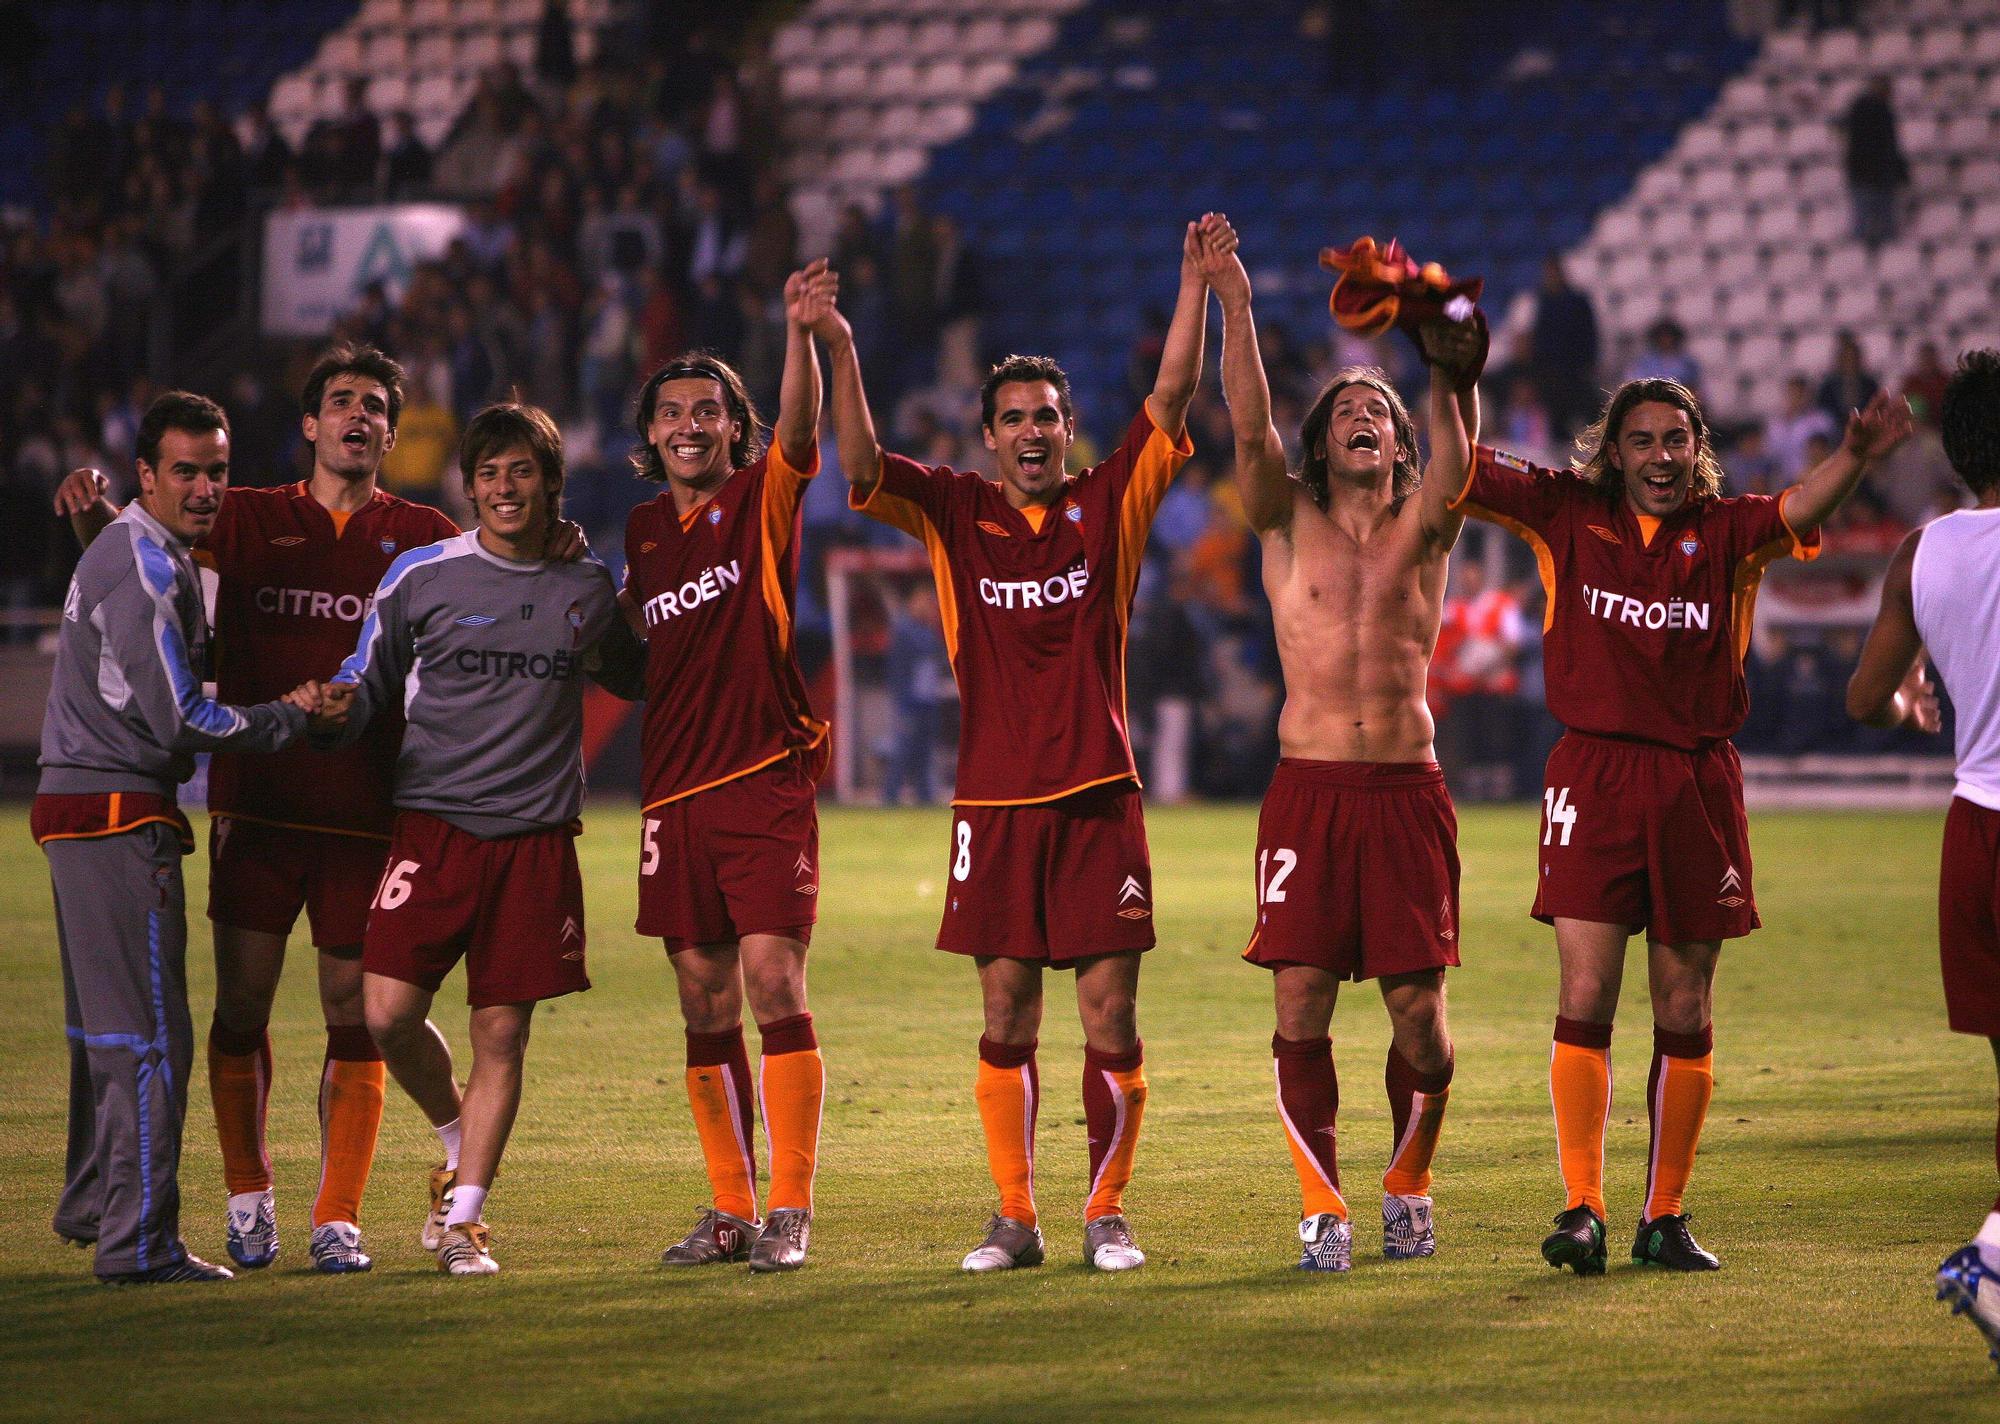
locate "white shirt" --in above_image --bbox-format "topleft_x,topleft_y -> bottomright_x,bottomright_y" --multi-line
1912,507 -> 2000,809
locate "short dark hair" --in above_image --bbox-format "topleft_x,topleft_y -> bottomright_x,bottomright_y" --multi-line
301,342 -> 407,430
460,402 -> 565,517
1297,367 -> 1420,508
1942,348 -> 2000,496
1574,377 -> 1724,501
136,391 -> 229,468
630,352 -> 764,481
980,354 -> 1073,431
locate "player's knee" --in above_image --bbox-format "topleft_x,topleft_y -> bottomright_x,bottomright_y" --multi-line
742,962 -> 807,1021
472,1014 -> 533,1063
1081,989 -> 1137,1043
1651,983 -> 1710,1034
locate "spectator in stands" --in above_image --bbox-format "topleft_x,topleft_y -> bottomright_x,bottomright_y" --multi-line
536,0 -> 578,91
1624,317 -> 1701,395
882,584 -> 953,806
379,112 -> 432,198
238,103 -> 292,192
1720,422 -> 1782,494
1841,76 -> 1908,249
303,78 -> 381,198
1767,374 -> 1838,480
887,185 -> 941,402
1495,372 -> 1564,468
1901,340 -> 1952,428
1818,329 -> 1881,426
1529,254 -> 1600,437
378,369 -> 458,506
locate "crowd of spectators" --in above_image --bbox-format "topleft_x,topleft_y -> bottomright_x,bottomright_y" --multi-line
0,4 -> 1969,798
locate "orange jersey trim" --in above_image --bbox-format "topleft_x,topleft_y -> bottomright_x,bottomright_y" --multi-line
850,476 -> 964,664
950,770 -> 1138,808
1461,502 -> 1557,632
758,441 -> 816,659
1635,513 -> 1662,547
1774,485 -> 1823,564
640,722 -> 830,810
210,812 -> 393,843
33,816 -> 187,846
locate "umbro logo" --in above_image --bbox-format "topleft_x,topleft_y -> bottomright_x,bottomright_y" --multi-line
976,520 -> 1011,537
1116,875 -> 1151,920
269,536 -> 305,546
455,614 -> 497,626
1717,865 -> 1745,907
1439,897 -> 1456,941
1587,525 -> 1621,545
640,541 -> 657,553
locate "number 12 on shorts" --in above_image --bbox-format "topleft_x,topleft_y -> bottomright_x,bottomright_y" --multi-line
1543,787 -> 1577,847
1258,847 -> 1297,903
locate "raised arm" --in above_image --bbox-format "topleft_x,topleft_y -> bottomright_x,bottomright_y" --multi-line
1845,527 -> 1940,731
53,468 -> 121,548
1147,218 -> 1211,441
775,259 -> 833,473
1200,218 -> 1291,534
803,274 -> 883,498
1415,318 -> 1484,547
1785,389 -> 1913,533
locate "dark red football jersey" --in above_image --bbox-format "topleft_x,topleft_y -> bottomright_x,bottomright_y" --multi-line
199,484 -> 459,835
1452,445 -> 1819,750
851,405 -> 1191,805
625,444 -> 828,808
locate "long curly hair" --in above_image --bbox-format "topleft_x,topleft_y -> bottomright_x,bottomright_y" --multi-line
1573,377 -> 1724,500
1297,367 -> 1420,509
1942,348 -> 2000,497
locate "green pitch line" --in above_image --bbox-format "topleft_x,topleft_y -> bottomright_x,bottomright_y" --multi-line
0,803 -> 1991,1422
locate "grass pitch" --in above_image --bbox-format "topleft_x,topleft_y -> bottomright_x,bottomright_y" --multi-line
0,802 -> 1993,1422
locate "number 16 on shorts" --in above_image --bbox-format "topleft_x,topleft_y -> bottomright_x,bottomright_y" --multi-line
372,857 -> 421,911
1542,787 -> 1577,847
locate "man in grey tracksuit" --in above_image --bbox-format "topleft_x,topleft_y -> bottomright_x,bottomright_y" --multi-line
32,393 -> 313,1283
314,401 -> 641,1274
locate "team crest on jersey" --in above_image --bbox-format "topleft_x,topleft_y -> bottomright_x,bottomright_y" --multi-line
1587,525 -> 1621,545
1679,536 -> 1700,557
566,600 -> 585,645
708,507 -> 724,525
456,614 -> 497,627
976,520 -> 1011,537
380,539 -> 397,554
1064,503 -> 1083,523
269,536 -> 305,547
1492,449 -> 1532,473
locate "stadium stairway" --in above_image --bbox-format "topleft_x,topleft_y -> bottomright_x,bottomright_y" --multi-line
1567,0 -> 2000,422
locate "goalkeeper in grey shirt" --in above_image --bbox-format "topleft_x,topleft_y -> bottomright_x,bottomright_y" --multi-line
314,401 -> 641,1275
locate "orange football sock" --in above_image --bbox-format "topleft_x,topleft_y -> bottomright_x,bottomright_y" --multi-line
1083,1041 -> 1148,1222
758,1014 -> 823,1213
207,1016 -> 272,1196
1643,1025 -> 1714,1220
313,1025 -> 384,1227
1274,1033 -> 1347,1220
1382,1044 -> 1454,1198
975,1036 -> 1038,1228
1551,1018 -> 1613,1217
686,1026 -> 759,1222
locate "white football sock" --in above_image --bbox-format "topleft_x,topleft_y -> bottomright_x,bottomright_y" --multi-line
446,1183 -> 487,1229
435,1117 -> 462,1172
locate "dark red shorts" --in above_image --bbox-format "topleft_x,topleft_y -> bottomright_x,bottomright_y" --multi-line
362,811 -> 590,1007
636,756 -> 819,954
936,783 -> 1154,966
1242,760 -> 1460,981
1532,732 -> 1758,945
207,817 -> 388,952
1941,795 -> 2000,1037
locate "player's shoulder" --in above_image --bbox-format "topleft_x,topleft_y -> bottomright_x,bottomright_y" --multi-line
379,530 -> 473,595
77,514 -> 151,593
625,486 -> 674,536
374,489 -> 461,539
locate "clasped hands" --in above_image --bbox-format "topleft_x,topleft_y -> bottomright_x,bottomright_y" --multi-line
283,680 -> 358,733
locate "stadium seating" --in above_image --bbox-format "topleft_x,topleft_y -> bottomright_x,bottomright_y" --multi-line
1571,6 -> 2000,420
0,0 -> 361,210
771,0 -> 1757,436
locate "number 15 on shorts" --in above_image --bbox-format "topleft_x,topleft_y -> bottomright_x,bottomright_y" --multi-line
1543,787 -> 1577,847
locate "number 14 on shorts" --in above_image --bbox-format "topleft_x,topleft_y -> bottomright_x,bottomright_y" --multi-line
1542,787 -> 1577,847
